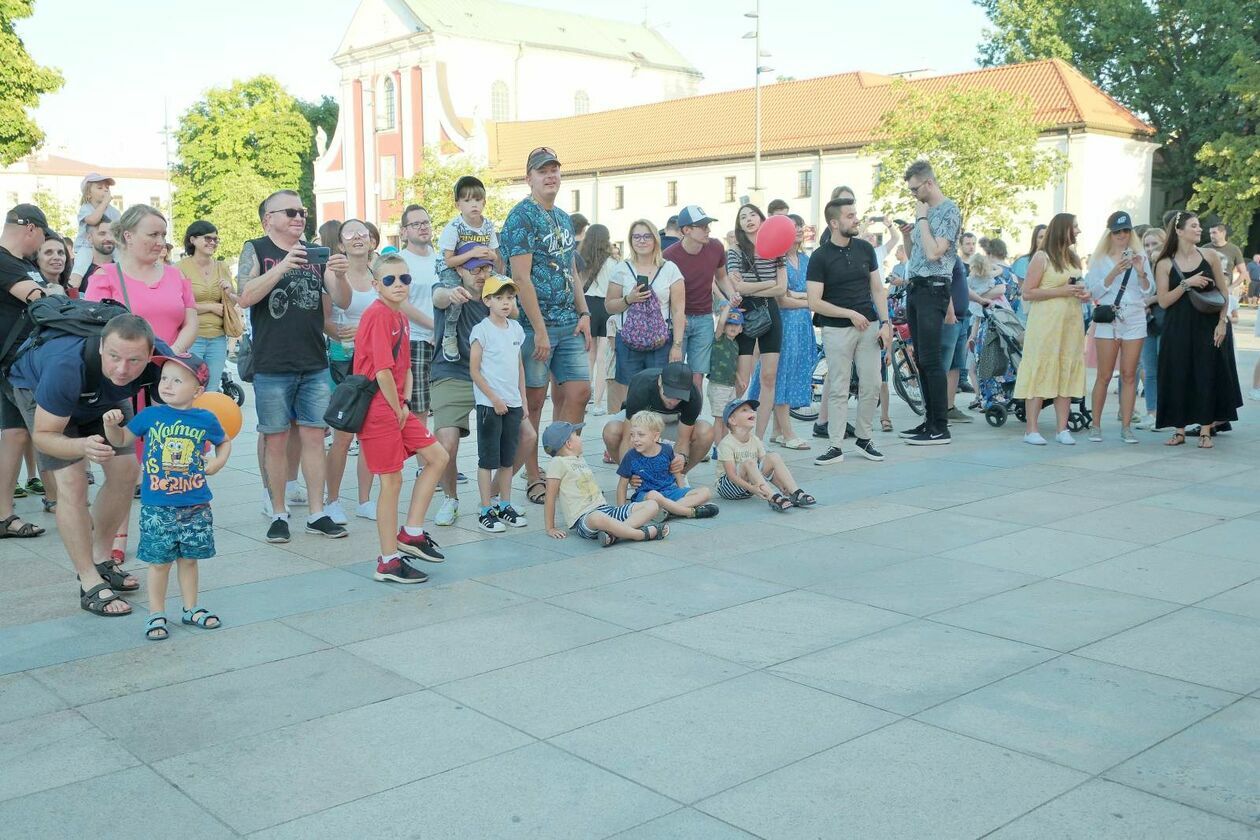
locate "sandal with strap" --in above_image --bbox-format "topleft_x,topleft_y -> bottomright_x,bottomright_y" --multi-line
789,489 -> 817,507
92,561 -> 139,592
80,582 -> 131,617
1164,431 -> 1186,447
526,480 -> 547,505
639,523 -> 668,541
767,493 -> 793,512
0,514 -> 44,538
182,607 -> 221,629
1198,432 -> 1214,449
779,438 -> 810,451
41,498 -> 56,514
880,418 -> 893,433
145,614 -> 169,641
599,531 -> 620,548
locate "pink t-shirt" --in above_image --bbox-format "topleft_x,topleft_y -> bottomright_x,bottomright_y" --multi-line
86,264 -> 195,345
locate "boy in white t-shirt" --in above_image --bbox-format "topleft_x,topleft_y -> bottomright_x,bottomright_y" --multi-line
468,275 -> 528,533
437,175 -> 504,361
715,398 -> 816,511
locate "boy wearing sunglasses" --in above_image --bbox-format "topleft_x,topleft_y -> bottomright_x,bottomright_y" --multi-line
355,253 -> 450,582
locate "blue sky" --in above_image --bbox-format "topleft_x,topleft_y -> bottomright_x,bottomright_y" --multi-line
19,0 -> 990,170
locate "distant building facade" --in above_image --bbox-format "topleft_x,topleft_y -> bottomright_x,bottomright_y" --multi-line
0,152 -> 169,237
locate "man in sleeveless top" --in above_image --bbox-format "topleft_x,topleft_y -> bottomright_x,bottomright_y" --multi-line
236,189 -> 346,544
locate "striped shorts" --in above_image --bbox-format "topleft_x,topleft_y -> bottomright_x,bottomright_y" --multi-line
409,340 -> 434,413
716,473 -> 753,500
574,502 -> 635,539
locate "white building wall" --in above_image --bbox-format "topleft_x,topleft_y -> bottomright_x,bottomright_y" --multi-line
0,169 -> 169,235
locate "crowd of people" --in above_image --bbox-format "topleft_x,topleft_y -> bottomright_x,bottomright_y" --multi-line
0,152 -> 1254,633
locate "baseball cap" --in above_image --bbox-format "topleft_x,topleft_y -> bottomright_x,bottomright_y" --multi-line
152,350 -> 210,386
455,241 -> 492,270
4,204 -> 54,237
726,308 -> 744,325
1106,210 -> 1133,232
660,361 -> 693,401
722,398 -> 759,427
677,205 -> 716,228
526,146 -> 561,172
80,173 -> 115,192
481,274 -> 517,299
541,421 -> 584,456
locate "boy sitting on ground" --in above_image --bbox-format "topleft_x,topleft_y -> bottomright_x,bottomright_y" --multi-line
616,410 -> 717,519
715,398 -> 817,511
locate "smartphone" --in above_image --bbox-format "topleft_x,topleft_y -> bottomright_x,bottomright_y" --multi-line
306,246 -> 331,266
1122,248 -> 1135,260
893,219 -> 909,227
636,275 -> 651,291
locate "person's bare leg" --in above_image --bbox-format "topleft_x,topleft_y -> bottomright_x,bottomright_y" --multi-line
356,453 -> 373,505
297,426 -> 328,516
681,422 -> 715,475
556,379 -> 591,423
21,439 -> 35,483
175,558 -> 205,615
601,420 -> 626,462
735,355 -> 753,401
879,381 -> 891,425
404,442 -> 448,527
762,451 -> 799,494
1053,396 -> 1070,433
286,424 -> 301,481
436,427 -> 461,500
755,353 -> 780,438
324,431 -> 353,503
148,562 -> 172,615
0,428 -> 29,523
524,384 -> 548,482
59,461 -> 132,610
92,452 -> 139,565
1118,339 -> 1143,428
264,430 -> 291,515
946,368 -> 960,410
584,502 -> 662,540
1091,338 -> 1120,432
511,418 -> 536,478
376,471 -> 402,555
607,380 -> 626,414
1025,397 -> 1044,436
39,468 -> 56,505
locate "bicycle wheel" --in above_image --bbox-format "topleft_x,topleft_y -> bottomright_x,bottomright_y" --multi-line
891,343 -> 924,416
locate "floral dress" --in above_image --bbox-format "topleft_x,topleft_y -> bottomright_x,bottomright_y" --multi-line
748,251 -> 817,407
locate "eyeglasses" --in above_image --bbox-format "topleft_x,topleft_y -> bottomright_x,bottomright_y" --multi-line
630,233 -> 655,242
379,274 -> 412,287
267,208 -> 307,219
200,235 -> 219,244
342,230 -> 370,241
401,221 -> 431,229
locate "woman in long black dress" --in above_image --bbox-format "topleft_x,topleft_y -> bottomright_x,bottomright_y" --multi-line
1153,211 -> 1242,448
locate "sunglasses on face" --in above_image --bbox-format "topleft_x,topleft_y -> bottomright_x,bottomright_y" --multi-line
379,274 -> 412,287
200,235 -> 219,244
342,230 -> 370,241
269,208 -> 307,219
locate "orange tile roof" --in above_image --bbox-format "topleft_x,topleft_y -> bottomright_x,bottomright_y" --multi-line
485,59 -> 1154,180
18,153 -> 167,181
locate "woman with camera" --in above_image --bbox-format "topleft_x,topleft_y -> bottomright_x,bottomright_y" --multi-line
1084,211 -> 1154,443
1153,211 -> 1242,448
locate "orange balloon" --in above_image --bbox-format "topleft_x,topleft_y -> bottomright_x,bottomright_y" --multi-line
193,391 -> 243,439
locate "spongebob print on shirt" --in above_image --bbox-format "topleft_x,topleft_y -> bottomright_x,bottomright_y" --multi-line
128,405 -> 226,507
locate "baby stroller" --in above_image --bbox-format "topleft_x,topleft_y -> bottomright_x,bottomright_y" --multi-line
975,306 -> 1022,427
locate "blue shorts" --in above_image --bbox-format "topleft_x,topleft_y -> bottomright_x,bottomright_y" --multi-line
682,314 -> 715,375
716,473 -> 754,500
138,503 -> 215,564
634,484 -> 689,503
939,317 -> 969,372
522,325 -> 590,389
614,334 -> 670,386
254,369 -> 332,433
574,502 -> 635,539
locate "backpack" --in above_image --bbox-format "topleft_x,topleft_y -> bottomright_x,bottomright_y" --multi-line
618,261 -> 669,351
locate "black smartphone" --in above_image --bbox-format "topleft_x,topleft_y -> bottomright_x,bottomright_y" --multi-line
636,275 -> 651,291
893,219 -> 909,227
306,246 -> 331,266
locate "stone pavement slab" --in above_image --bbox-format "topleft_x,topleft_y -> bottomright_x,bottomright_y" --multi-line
1058,546 -> 1260,603
1199,578 -> 1260,621
1158,517 -> 1260,562
474,548 -> 687,599
813,555 -> 1038,616
0,709 -> 141,802
942,526 -> 1142,576
0,671 -> 65,724
608,808 -> 761,839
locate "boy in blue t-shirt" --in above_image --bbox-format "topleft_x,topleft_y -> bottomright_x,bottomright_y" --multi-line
615,410 -> 717,519
103,352 -> 231,641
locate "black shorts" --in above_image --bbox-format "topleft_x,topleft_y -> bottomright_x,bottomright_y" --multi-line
0,381 -> 24,431
585,294 -> 610,338
475,404 -> 523,470
1249,280 -> 1260,299
735,300 -> 783,356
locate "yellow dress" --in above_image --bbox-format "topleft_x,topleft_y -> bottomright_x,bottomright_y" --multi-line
1013,262 -> 1086,399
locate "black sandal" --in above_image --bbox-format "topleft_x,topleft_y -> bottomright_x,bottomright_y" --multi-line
599,531 -> 620,548
692,503 -> 719,519
526,480 -> 547,505
145,614 -> 169,641
0,514 -> 44,538
93,561 -> 139,592
767,493 -> 793,512
789,489 -> 817,507
80,583 -> 131,617
638,523 -> 668,541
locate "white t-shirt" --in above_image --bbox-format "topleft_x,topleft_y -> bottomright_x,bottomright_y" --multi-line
609,259 -> 683,326
469,316 -> 525,407
438,216 -> 499,255
400,248 -> 438,343
587,257 -> 618,298
1085,253 -> 1154,316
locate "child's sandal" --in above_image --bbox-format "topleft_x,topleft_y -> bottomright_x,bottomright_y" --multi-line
789,489 -> 817,507
145,614 -> 169,641
599,531 -> 620,548
638,523 -> 668,541
767,493 -> 793,512
181,607 -> 220,629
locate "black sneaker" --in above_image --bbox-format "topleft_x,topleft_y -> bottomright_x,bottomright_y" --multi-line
477,508 -> 505,533
906,429 -> 951,446
959,382 -> 976,394
397,528 -> 445,563
306,515 -> 349,538
496,504 -> 528,528
845,423 -> 856,439
854,438 -> 885,461
692,503 -> 720,519
266,518 -> 291,543
898,422 -> 928,439
814,446 -> 845,466
373,556 -> 429,584
812,422 -> 828,439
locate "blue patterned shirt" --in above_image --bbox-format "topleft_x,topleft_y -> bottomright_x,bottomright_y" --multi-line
501,197 -> 577,328
907,198 -> 962,279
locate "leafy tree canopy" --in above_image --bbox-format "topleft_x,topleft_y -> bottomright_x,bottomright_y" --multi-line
1192,53 -> 1260,237
0,0 -> 63,164
396,147 -> 513,231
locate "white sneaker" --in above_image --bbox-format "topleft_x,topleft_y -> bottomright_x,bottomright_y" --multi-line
435,496 -> 459,526
1087,427 -> 1103,442
356,500 -> 377,521
1056,430 -> 1076,445
286,480 -> 308,505
347,439 -> 360,456
1135,414 -> 1156,430
1249,388 -> 1260,401
324,499 -> 348,526
1023,432 -> 1047,446
590,405 -> 607,416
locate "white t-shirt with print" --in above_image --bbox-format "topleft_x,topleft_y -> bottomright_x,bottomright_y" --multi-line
468,316 -> 525,408
609,259 -> 683,326
400,248 -> 438,343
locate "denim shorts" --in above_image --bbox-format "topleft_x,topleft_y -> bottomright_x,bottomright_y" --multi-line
682,314 -> 715,375
138,503 -> 215,564
521,325 -> 590,389
574,502 -> 634,539
939,319 -> 968,371
254,369 -> 331,433
634,484 -> 689,503
614,334 -> 670,386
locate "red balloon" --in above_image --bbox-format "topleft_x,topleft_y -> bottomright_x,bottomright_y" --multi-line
756,214 -> 796,260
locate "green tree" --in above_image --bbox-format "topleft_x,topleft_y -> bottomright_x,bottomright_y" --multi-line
296,95 -> 339,224
171,76 -> 313,258
974,0 -> 1260,207
396,146 -> 513,230
29,185 -> 71,235
0,0 -> 63,164
863,82 -> 1066,234
1193,53 -> 1260,236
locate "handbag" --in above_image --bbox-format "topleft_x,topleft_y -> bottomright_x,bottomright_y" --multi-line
323,325 -> 405,433
235,333 -> 255,382
1091,266 -> 1132,324
736,251 -> 773,339
1172,262 -> 1225,315
219,268 -> 244,338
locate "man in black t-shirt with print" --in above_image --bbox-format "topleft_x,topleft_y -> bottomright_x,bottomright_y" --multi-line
807,198 -> 890,466
601,361 -> 713,476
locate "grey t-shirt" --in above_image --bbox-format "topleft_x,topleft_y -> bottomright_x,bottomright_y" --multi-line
907,198 -> 961,278
429,282 -> 490,382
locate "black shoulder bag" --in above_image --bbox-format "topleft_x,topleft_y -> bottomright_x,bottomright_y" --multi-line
737,252 -> 773,339
1091,265 -> 1132,324
323,328 -> 406,433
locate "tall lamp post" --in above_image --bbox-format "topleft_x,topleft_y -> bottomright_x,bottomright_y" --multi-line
743,3 -> 773,202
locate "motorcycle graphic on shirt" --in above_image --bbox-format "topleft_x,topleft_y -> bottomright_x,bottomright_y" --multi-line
263,264 -> 324,320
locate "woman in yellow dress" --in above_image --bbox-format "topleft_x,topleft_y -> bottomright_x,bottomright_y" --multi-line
1014,213 -> 1090,445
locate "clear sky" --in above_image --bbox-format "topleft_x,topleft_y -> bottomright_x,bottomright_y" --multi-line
18,0 -> 989,170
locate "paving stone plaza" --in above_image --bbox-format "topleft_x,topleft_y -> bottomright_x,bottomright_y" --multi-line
1,320 -> 1258,839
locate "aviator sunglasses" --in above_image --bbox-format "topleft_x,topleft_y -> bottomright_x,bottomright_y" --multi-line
379,273 -> 413,287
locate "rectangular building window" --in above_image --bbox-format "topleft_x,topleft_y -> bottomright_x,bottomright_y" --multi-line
666,180 -> 677,207
723,176 -> 736,203
797,170 -> 813,199
571,190 -> 580,212
111,196 -> 124,210
150,195 -> 162,208
380,156 -> 397,200
614,186 -> 624,210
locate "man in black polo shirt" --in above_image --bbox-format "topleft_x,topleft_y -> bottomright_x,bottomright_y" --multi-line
807,198 -> 890,465
600,361 -> 713,476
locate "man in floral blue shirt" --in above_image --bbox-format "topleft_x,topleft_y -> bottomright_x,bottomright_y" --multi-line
501,146 -> 592,501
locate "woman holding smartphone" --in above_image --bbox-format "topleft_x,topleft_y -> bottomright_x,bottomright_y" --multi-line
1152,211 -> 1242,448
605,219 -> 685,388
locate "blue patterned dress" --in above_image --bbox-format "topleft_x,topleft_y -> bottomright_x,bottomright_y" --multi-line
749,251 -> 817,407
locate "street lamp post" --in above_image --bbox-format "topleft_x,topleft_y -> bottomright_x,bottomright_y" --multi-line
743,3 -> 773,203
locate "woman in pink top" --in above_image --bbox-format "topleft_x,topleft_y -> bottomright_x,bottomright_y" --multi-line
86,204 -> 197,349
85,204 -> 197,564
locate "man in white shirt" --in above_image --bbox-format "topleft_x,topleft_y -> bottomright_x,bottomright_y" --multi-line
398,204 -> 437,417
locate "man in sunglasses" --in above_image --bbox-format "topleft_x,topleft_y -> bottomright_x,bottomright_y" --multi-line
236,189 -> 346,544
